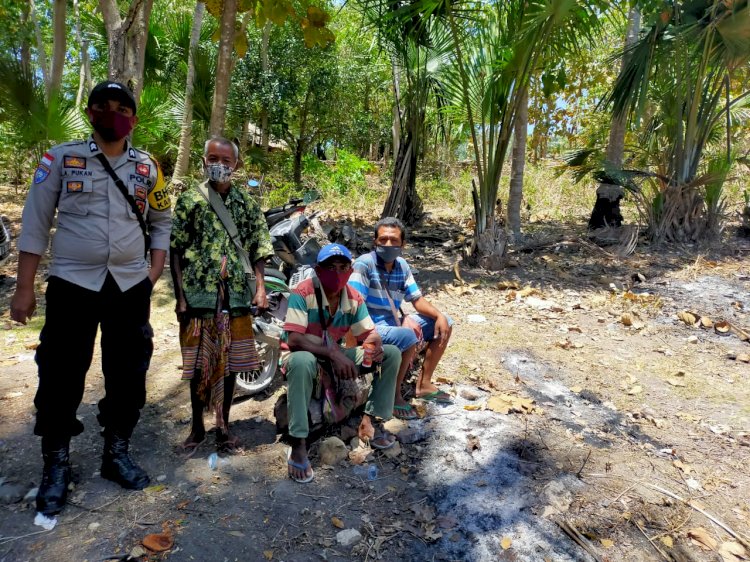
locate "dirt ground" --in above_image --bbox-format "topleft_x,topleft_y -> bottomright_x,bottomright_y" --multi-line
1,187 -> 750,562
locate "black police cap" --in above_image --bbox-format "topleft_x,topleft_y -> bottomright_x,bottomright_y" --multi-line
87,81 -> 137,114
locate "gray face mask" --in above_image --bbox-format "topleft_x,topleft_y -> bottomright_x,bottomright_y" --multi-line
375,245 -> 402,263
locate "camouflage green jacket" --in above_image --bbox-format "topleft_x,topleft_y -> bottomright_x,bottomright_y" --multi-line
171,180 -> 274,312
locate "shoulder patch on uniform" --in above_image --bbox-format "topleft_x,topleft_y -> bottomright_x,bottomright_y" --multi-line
89,141 -> 99,153
147,160 -> 171,211
41,152 -> 54,167
128,147 -> 137,159
63,155 -> 86,169
33,163 -> 50,184
136,162 -> 150,176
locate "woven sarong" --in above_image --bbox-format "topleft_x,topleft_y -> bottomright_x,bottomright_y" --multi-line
179,313 -> 259,426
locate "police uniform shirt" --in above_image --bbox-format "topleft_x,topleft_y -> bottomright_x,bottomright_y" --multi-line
18,136 -> 172,292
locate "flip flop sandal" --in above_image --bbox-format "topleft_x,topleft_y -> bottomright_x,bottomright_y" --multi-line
287,448 -> 315,483
179,437 -> 206,460
417,390 -> 453,404
393,404 -> 419,420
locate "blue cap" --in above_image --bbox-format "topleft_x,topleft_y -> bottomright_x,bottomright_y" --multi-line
317,243 -> 352,264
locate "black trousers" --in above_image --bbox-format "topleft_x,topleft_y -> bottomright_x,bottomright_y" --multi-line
33,274 -> 154,439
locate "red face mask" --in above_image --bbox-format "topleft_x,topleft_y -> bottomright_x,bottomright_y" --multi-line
90,109 -> 134,142
316,267 -> 352,294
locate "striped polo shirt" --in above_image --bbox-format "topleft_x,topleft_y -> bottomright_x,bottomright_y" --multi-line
348,252 -> 422,326
283,277 -> 374,345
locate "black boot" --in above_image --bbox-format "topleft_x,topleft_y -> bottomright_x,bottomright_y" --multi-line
37,436 -> 71,515
101,432 -> 150,490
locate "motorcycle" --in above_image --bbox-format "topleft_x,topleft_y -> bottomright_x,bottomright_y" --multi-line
234,194 -> 320,397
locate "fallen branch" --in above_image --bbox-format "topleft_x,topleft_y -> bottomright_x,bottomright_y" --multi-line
642,483 -> 750,549
583,474 -> 750,549
556,519 -> 603,562
576,449 -> 592,479
634,520 -> 670,561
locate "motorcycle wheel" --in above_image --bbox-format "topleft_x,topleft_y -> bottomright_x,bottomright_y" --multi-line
234,331 -> 280,397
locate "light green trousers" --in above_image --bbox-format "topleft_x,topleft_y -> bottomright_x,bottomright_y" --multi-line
286,344 -> 400,439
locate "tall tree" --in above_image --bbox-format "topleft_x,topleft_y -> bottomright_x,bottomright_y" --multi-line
174,0 -> 206,179
74,0 -> 92,106
49,0 -> 67,96
30,0 -> 49,90
508,85 -> 528,240
208,0 -> 237,136
588,7 -> 640,229
99,0 -> 155,99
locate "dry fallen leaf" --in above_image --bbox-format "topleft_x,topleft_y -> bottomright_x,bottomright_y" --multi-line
667,378 -> 686,387
331,516 -> 345,529
688,527 -> 717,551
621,313 -> 633,327
263,550 -> 274,560
737,354 -> 750,363
660,536 -> 674,548
227,530 -> 245,537
627,385 -> 643,395
142,533 -> 174,552
600,538 -> 615,548
715,321 -> 731,334
497,280 -> 520,290
501,537 -> 512,550
678,311 -> 698,326
463,404 -> 481,411
571,386 -> 583,393
487,394 -> 536,414
519,286 -> 541,298
718,541 -> 748,562
673,460 -> 693,474
700,316 -> 713,328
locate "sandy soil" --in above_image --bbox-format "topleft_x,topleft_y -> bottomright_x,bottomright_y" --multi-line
1,188 -> 749,562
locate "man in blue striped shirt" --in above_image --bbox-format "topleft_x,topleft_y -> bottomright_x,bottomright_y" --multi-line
349,217 -> 453,419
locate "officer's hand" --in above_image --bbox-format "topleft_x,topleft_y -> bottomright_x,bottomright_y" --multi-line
329,347 -> 357,380
148,269 -> 161,287
10,287 -> 36,325
252,285 -> 268,311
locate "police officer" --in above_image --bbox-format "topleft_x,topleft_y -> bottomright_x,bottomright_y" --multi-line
10,81 -> 172,516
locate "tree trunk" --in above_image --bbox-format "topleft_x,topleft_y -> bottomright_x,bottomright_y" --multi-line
260,21 -> 271,151
293,140 -> 304,186
20,3 -> 31,76
74,0 -> 91,106
382,127 -> 423,225
174,0 -> 205,180
209,0 -> 237,136
49,0 -> 66,97
30,0 -> 49,91
391,63 -> 401,161
99,0 -> 155,100
508,85 -> 528,240
589,7 -> 640,230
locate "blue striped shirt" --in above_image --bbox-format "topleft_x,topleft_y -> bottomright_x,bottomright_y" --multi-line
348,252 -> 422,326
